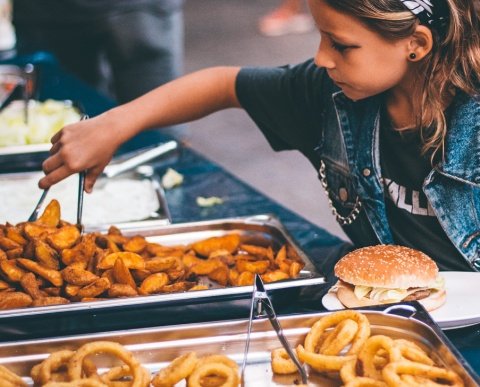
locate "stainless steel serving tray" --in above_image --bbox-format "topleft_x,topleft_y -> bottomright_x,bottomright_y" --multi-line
0,169 -> 171,227
0,215 -> 326,341
1,303 -> 477,386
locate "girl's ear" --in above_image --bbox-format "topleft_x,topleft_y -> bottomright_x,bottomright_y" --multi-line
408,25 -> 433,61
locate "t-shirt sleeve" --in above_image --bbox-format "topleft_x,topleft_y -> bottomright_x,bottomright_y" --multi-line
235,59 -> 328,156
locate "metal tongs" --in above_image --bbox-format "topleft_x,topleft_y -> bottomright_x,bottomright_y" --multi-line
241,274 -> 307,386
29,115 -> 88,231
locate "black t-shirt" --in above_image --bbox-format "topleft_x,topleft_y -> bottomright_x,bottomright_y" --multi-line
236,63 -> 470,271
380,108 -> 471,271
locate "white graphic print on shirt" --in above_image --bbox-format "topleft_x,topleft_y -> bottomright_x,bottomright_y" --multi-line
383,177 -> 435,216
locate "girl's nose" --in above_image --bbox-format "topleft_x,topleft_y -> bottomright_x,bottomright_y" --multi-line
314,39 -> 335,69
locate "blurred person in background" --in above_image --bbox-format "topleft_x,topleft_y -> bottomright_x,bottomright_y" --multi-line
258,0 -> 314,37
12,0 -> 184,104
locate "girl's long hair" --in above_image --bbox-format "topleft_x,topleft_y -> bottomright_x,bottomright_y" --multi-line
324,0 -> 480,159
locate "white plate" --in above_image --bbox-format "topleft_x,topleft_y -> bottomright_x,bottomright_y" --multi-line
322,272 -> 480,330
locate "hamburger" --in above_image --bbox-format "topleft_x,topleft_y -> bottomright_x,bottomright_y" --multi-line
332,245 -> 446,312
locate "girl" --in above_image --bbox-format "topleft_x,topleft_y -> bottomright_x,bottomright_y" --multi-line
39,0 -> 480,272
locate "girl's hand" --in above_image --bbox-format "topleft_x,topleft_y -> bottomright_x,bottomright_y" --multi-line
39,112 -> 124,193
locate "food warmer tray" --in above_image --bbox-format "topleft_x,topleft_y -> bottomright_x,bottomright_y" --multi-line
0,215 -> 326,341
0,169 -> 171,227
1,302 -> 477,386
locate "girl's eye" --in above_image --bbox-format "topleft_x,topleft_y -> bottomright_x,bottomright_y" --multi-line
331,41 -> 350,52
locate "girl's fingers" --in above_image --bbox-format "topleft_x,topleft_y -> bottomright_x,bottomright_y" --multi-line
38,165 -> 75,189
42,153 -> 65,175
85,167 -> 103,193
49,141 -> 62,155
50,129 -> 63,144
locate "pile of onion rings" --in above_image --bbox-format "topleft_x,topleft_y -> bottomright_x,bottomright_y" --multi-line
270,310 -> 465,387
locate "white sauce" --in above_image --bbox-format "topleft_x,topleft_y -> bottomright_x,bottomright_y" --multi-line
0,172 -> 160,226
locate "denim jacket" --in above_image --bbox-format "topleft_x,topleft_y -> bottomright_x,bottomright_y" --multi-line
315,87 -> 480,271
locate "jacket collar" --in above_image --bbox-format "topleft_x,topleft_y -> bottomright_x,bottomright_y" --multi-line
438,92 -> 480,186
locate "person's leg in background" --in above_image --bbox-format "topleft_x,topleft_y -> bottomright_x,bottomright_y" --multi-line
103,3 -> 184,103
258,0 -> 314,37
102,1 -> 186,149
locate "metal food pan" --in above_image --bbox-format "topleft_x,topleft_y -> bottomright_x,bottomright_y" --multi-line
0,303 -> 477,386
0,94 -> 79,172
0,215 -> 326,341
0,169 -> 171,227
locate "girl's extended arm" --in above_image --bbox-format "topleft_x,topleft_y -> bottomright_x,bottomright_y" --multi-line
39,66 -> 241,192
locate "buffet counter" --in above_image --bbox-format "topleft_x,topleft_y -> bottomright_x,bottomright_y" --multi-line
1,52 -> 479,380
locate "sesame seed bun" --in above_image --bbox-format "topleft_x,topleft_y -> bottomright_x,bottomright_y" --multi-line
334,245 -> 439,289
332,245 -> 446,312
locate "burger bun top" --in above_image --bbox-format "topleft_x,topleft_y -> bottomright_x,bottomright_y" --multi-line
334,245 -> 439,289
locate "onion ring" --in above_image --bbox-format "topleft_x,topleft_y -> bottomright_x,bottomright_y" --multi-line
271,348 -> 298,375
0,365 -> 27,387
344,376 -> 388,386
357,335 -> 401,380
319,318 -> 358,355
197,355 -> 238,370
382,361 -> 464,387
394,339 -> 434,366
151,351 -> 198,387
296,344 -> 355,372
38,350 -> 75,384
67,341 -> 145,387
304,310 -> 370,356
187,362 -> 239,387
43,379 -> 107,387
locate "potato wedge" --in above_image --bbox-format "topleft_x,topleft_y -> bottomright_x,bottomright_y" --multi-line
145,256 -> 177,273
236,271 -> 255,286
5,247 -> 22,259
32,297 -> 69,307
236,259 -> 270,274
42,287 -> 61,297
76,277 -> 110,299
35,199 -> 61,227
139,273 -> 169,295
20,272 -> 43,299
108,284 -> 138,298
17,258 -> 63,287
0,260 -> 26,282
123,235 -> 147,253
62,264 -> 99,286
61,234 -> 96,266
161,281 -> 195,293
35,240 -> 60,270
47,225 -> 81,251
189,259 -> 224,276
0,292 -> 32,309
261,270 -> 290,283
5,226 -> 27,246
0,236 -> 21,251
207,265 -> 229,286
97,252 -> 145,270
112,258 -> 136,289
191,234 -> 240,257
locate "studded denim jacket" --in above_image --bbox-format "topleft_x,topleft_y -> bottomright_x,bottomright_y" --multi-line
314,86 -> 480,271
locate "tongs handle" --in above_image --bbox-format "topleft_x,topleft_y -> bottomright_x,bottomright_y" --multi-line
241,275 -> 308,386
76,114 -> 89,233
102,140 -> 178,179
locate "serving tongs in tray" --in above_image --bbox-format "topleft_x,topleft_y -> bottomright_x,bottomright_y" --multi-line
241,274 -> 307,385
